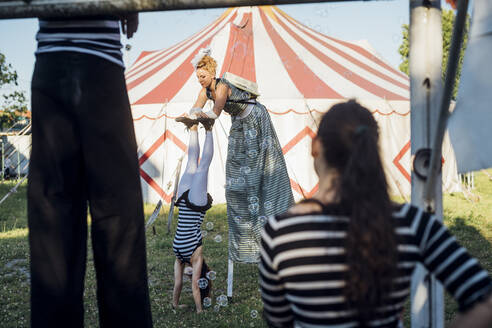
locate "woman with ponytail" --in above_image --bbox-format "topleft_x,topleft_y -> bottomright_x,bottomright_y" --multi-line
260,100 -> 492,327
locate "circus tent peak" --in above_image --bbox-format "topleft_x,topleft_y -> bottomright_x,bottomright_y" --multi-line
126,5 -> 409,107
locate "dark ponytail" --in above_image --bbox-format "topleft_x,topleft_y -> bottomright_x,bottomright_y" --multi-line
317,100 -> 397,322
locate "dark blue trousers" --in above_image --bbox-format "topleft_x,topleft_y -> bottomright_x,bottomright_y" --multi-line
28,52 -> 152,328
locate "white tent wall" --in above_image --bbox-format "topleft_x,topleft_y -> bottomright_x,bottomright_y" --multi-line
133,98 -> 461,205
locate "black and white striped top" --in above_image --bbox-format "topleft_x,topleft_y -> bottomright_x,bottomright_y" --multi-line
172,191 -> 211,263
36,17 -> 124,67
260,203 -> 492,328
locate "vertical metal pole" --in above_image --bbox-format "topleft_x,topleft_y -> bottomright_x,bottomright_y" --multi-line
17,149 -> 20,180
409,1 -> 444,327
1,141 -> 4,181
423,0 -> 469,206
227,257 -> 234,297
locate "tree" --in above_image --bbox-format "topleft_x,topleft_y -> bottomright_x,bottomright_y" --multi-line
398,9 -> 470,99
0,52 -> 28,131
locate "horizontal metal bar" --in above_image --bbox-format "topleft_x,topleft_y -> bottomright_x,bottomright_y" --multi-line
0,0 -> 379,19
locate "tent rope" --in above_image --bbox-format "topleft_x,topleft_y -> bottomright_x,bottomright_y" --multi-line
136,102 -> 168,152
303,99 -> 319,130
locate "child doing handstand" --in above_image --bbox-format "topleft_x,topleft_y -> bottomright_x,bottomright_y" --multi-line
172,117 -> 214,313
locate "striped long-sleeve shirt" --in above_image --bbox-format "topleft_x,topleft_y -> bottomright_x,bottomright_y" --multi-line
36,17 -> 124,67
260,203 -> 492,328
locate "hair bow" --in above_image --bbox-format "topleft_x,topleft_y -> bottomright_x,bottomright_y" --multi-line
191,46 -> 212,69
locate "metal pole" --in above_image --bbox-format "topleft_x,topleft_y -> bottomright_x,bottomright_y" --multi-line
424,0 -> 469,209
227,256 -> 234,297
409,1 -> 444,327
1,141 -> 4,181
0,0 -> 363,19
0,174 -> 28,206
17,149 -> 20,180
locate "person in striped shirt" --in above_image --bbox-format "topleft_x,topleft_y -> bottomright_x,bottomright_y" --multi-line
172,118 -> 214,313
260,100 -> 492,328
28,14 -> 153,328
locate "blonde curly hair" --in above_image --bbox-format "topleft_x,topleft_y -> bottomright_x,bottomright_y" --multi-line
196,55 -> 217,76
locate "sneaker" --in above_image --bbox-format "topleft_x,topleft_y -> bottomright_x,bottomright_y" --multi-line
176,116 -> 198,128
197,117 -> 215,131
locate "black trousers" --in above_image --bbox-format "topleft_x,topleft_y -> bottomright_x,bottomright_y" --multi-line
29,52 -> 152,328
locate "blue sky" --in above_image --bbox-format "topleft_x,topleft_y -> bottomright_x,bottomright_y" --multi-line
0,1 -> 453,106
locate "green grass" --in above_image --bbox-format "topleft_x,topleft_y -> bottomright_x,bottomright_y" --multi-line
0,171 -> 491,327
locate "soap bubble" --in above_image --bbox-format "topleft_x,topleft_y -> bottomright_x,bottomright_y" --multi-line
261,136 -> 273,149
246,129 -> 258,139
234,215 -> 242,223
214,304 -> 220,312
206,271 -> 216,280
206,222 -> 214,230
237,176 -> 246,186
214,235 -> 223,243
264,201 -> 273,210
248,149 -> 258,158
258,216 -> 267,225
248,203 -> 259,214
240,166 -> 251,175
203,297 -> 212,307
316,8 -> 329,17
198,278 -> 208,289
201,230 -> 208,237
217,294 -> 228,307
248,196 -> 259,204
251,310 -> 258,318
125,44 -> 132,51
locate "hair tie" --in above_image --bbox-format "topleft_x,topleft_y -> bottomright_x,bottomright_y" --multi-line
191,46 -> 212,70
354,125 -> 368,137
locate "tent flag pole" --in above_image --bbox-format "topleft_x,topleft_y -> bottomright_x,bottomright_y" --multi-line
424,0 -> 469,210
409,1 -> 444,328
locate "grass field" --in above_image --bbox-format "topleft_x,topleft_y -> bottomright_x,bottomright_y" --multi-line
0,171 -> 491,327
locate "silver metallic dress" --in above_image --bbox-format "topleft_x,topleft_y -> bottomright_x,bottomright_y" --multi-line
207,77 -> 294,263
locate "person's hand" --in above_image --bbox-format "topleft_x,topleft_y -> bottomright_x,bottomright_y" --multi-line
450,295 -> 492,328
195,112 -> 209,118
121,13 -> 139,39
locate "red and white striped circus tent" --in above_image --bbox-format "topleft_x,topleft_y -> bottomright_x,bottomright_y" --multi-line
126,5 -> 460,204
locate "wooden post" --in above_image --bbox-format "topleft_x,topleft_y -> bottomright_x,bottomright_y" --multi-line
409,1 -> 444,327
